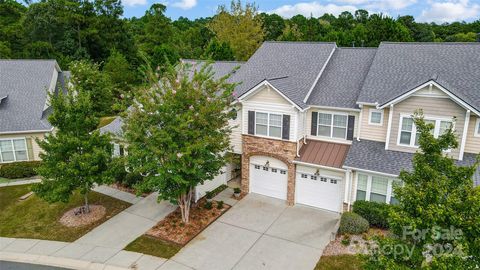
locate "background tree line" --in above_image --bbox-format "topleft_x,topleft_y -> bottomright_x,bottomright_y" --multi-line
1,0 -> 479,114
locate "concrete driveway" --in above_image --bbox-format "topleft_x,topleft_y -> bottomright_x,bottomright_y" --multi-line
170,193 -> 340,270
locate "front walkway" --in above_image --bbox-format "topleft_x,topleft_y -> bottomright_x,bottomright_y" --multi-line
169,193 -> 340,270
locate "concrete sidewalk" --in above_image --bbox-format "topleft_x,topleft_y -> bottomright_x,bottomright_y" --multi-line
74,192 -> 176,250
0,178 -> 41,187
0,237 -> 171,270
93,185 -> 143,204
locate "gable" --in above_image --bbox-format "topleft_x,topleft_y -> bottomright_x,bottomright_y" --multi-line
413,84 -> 448,98
247,85 -> 291,105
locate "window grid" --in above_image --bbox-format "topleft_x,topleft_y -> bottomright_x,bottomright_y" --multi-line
0,139 -> 28,163
317,113 -> 348,139
255,112 -> 283,139
356,173 -> 400,205
398,116 -> 453,147
369,109 -> 384,125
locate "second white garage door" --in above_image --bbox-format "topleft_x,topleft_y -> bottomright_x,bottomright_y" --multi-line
296,172 -> 342,212
250,156 -> 288,200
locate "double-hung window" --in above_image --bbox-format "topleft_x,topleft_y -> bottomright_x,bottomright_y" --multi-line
356,173 -> 400,205
475,118 -> 480,137
255,112 -> 282,138
318,113 -> 348,139
398,116 -> 453,147
0,138 -> 28,163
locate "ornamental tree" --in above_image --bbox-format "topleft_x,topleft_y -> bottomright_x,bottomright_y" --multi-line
33,68 -> 113,213
123,62 -> 236,223
367,111 -> 480,269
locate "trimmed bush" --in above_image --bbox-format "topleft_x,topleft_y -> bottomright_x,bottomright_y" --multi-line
352,200 -> 392,229
338,212 -> 369,235
123,173 -> 143,188
0,161 -> 41,179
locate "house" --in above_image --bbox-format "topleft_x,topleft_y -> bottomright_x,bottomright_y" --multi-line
0,60 -> 69,164
224,41 -> 480,213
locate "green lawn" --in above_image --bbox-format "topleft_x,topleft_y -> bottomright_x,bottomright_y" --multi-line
125,235 -> 181,259
0,184 -> 131,242
315,255 -> 365,270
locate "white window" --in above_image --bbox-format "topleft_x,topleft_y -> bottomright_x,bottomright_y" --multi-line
475,118 -> 480,137
317,113 -> 348,139
368,109 -> 384,125
311,175 -> 317,180
0,138 -> 28,163
356,173 -> 400,205
255,112 -> 282,138
398,116 -> 453,147
280,170 -> 287,175
271,168 -> 278,173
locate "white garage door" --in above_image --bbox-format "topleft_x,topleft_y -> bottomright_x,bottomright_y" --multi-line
296,172 -> 342,212
250,156 -> 288,200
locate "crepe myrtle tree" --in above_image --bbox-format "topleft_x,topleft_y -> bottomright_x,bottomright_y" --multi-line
123,62 -> 237,223
366,110 -> 480,269
33,75 -> 113,213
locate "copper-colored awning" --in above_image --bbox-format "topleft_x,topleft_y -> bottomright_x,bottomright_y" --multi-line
296,139 -> 350,168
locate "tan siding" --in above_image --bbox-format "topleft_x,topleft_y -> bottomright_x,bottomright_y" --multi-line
465,116 -> 480,154
360,106 -> 389,142
388,96 -> 466,159
0,132 -> 46,161
248,85 -> 290,105
305,108 -> 359,144
229,106 -> 243,154
242,85 -> 298,142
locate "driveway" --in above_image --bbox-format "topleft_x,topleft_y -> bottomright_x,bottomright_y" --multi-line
169,193 -> 340,270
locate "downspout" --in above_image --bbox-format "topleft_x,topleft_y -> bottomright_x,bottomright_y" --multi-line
357,104 -> 363,141
459,110 -> 471,161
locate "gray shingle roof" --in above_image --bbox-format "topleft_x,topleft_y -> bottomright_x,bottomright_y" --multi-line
307,48 -> 377,109
344,139 -> 479,186
232,41 -> 336,109
357,42 -> 480,111
0,60 -> 66,133
99,117 -> 124,137
181,59 -> 244,80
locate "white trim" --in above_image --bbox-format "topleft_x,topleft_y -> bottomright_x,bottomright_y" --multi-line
293,160 -> 346,172
238,80 -> 303,111
356,101 -> 378,106
355,172 -> 399,204
459,110 -> 470,161
385,104 -> 394,150
306,136 -> 352,145
474,117 -> 480,137
254,111 -> 283,139
344,169 -> 351,205
303,46 -> 337,103
379,80 -> 480,116
0,138 -> 29,163
316,111 -> 349,140
396,114 -> 454,148
307,105 -> 360,112
368,108 -> 384,126
342,166 -> 399,177
0,128 -> 53,135
357,104 -> 363,141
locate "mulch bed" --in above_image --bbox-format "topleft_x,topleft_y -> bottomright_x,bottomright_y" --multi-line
146,200 -> 231,246
109,183 -> 150,197
323,228 -> 388,256
60,205 -> 106,227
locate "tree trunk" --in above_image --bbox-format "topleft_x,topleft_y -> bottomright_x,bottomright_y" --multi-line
178,188 -> 194,224
84,192 -> 90,213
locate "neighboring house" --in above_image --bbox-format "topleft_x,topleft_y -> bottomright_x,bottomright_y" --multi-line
0,60 -> 69,164
224,41 -> 480,213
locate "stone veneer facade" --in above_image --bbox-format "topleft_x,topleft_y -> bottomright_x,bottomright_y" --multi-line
241,134 -> 300,205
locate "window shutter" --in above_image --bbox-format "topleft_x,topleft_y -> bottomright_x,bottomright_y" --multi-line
25,138 -> 34,161
248,111 -> 255,135
347,115 -> 355,140
282,115 -> 290,140
311,111 -> 318,136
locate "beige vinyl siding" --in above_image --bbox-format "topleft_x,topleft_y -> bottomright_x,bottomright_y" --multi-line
229,106 -> 243,154
388,96 -> 466,159
305,108 -> 359,144
0,132 -> 47,161
360,106 -> 389,142
465,116 -> 480,154
242,85 -> 298,142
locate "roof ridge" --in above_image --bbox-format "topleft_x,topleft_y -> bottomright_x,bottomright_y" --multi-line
263,41 -> 337,45
0,59 -> 57,61
181,59 -> 246,63
338,47 -> 377,50
380,42 -> 480,45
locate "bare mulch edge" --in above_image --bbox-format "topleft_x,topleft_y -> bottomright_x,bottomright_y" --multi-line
109,183 -> 150,197
59,205 -> 106,227
146,199 -> 232,246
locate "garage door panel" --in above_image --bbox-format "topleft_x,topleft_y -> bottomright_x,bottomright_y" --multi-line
296,173 -> 342,212
250,156 -> 288,200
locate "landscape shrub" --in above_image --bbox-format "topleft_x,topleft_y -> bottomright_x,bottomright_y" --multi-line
352,200 -> 392,229
338,212 -> 369,235
217,200 -> 224,209
123,173 -> 143,188
204,201 -> 213,210
0,161 -> 41,179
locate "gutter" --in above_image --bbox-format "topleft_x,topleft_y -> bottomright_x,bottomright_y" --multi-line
342,165 -> 399,177
293,160 -> 346,172
0,128 -> 54,135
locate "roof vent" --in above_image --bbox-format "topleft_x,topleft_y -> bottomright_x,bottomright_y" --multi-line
431,74 -> 438,80
0,95 -> 7,105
